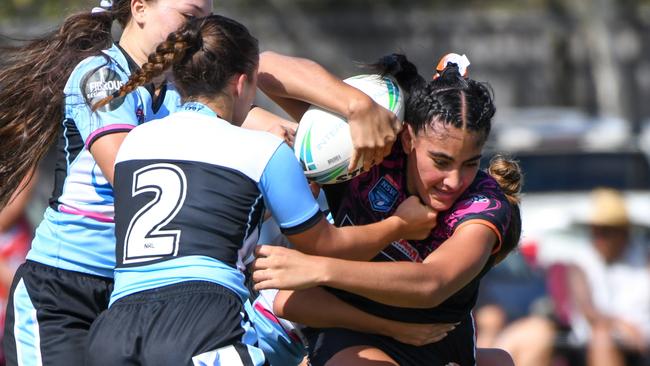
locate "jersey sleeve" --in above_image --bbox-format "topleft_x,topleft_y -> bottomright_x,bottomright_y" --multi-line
448,192 -> 511,253
64,56 -> 140,149
259,143 -> 322,235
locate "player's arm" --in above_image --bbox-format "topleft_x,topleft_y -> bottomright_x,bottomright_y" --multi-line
258,51 -> 401,171
90,133 -> 128,185
261,143 -> 436,261
274,288 -> 455,346
75,62 -> 138,186
254,222 -> 496,308
241,107 -> 298,147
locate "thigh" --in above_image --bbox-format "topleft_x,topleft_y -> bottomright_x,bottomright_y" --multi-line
4,261 -> 112,366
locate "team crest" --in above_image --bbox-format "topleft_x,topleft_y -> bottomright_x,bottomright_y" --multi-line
368,176 -> 399,213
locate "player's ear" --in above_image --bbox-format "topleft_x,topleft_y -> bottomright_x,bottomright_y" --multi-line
401,124 -> 415,154
234,73 -> 248,98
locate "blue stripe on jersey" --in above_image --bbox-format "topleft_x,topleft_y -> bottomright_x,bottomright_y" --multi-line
27,208 -> 115,277
110,255 -> 248,306
259,143 -> 320,232
13,279 -> 43,366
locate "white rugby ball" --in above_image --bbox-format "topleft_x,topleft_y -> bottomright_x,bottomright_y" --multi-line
294,74 -> 405,185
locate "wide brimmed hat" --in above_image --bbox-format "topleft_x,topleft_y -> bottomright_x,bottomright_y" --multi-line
586,188 -> 630,227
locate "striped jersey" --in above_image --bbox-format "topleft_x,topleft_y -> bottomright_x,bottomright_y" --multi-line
27,44 -> 182,277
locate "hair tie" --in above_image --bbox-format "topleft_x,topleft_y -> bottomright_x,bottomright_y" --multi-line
91,0 -> 112,13
433,53 -> 470,80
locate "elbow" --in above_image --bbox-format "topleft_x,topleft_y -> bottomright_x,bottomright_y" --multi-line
411,280 -> 446,309
272,291 -> 290,318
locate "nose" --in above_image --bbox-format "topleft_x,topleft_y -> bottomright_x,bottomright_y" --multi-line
442,169 -> 463,191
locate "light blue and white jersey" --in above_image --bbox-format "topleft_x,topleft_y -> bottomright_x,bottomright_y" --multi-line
110,102 -> 321,305
27,44 -> 182,278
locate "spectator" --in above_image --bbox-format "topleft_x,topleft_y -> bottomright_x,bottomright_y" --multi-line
567,188 -> 650,366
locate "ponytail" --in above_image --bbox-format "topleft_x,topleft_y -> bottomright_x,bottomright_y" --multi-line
0,9 -> 123,209
366,53 -> 425,96
487,154 -> 523,264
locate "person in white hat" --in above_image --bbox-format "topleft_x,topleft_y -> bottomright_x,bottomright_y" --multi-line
567,188 -> 650,366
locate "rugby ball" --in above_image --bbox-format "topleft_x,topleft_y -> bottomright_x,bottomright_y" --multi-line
294,74 -> 405,185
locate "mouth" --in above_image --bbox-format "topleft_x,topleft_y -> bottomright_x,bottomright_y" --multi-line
429,188 -> 458,205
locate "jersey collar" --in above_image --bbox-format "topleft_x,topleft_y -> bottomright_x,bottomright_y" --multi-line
181,102 -> 219,118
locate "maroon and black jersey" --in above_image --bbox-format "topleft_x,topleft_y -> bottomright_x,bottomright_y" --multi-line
323,139 -> 511,323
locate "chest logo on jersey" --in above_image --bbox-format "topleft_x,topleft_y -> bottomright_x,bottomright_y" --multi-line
368,176 -> 399,213
390,239 -> 423,262
82,66 -> 127,112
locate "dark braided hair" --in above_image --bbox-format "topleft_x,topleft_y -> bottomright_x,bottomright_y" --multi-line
0,0 -> 136,209
366,53 -> 495,142
407,62 -> 495,140
94,15 -> 259,111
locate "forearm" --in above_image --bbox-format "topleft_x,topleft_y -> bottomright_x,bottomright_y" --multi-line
567,265 -> 608,326
241,106 -> 296,131
296,216 -> 406,261
258,51 -> 371,118
276,288 -> 399,337
314,257 -> 442,308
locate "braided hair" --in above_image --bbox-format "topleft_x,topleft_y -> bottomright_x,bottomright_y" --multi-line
93,15 -> 259,110
407,63 -> 495,140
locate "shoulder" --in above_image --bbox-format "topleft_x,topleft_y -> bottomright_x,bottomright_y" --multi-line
66,45 -> 131,111
443,171 -> 511,231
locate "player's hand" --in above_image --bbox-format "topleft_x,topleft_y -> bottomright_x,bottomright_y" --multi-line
347,95 -> 402,173
267,121 -> 297,148
385,320 -> 457,346
393,195 -> 438,240
252,245 -> 324,291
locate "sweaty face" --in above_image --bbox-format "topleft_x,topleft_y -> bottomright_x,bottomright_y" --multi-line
142,0 -> 213,53
402,121 -> 485,212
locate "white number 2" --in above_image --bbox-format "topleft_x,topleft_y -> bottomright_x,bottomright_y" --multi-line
123,163 -> 187,265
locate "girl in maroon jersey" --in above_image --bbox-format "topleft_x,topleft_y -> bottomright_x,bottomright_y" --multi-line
253,53 -> 523,366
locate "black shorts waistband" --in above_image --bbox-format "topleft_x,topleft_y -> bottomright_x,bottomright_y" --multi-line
24,260 -> 114,282
113,281 -> 240,305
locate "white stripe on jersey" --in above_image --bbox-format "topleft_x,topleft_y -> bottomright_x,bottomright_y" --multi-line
116,111 -> 283,183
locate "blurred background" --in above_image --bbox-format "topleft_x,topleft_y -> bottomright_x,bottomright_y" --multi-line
1,1 -> 649,365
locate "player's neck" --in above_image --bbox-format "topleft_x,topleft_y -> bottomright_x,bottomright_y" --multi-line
195,95 -> 233,122
118,26 -> 149,67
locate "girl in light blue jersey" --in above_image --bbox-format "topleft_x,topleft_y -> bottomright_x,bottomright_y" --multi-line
0,1 -> 212,364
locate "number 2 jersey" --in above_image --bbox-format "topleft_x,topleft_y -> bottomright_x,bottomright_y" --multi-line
109,102 -> 322,305
323,139 -> 512,323
27,44 -> 182,278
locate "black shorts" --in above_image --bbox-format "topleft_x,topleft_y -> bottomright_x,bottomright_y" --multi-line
86,281 -> 266,366
305,314 -> 476,366
3,260 -> 113,366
